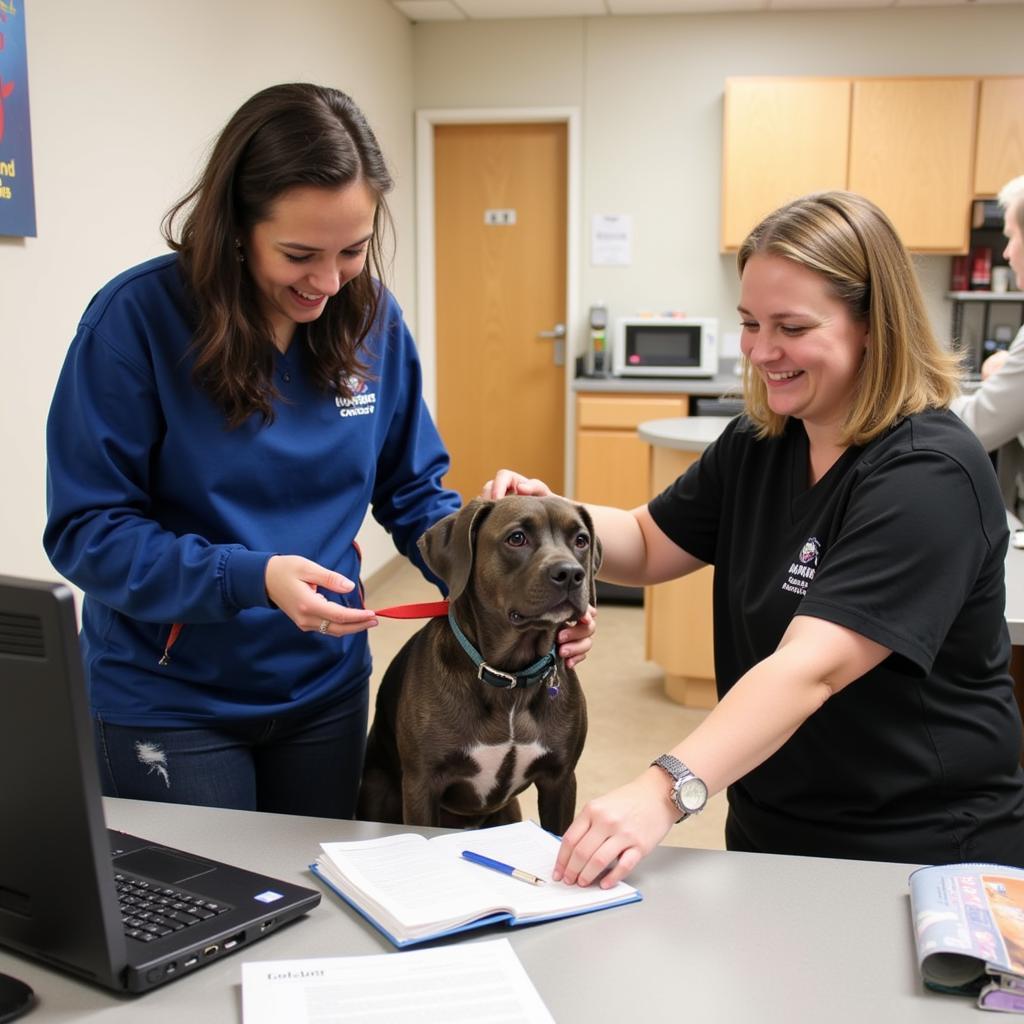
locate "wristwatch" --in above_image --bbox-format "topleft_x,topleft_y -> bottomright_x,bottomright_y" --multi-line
651,754 -> 708,823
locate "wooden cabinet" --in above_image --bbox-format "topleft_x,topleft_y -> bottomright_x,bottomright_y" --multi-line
644,445 -> 717,710
574,394 -> 688,508
848,78 -> 976,253
975,77 -> 1024,198
721,78 -> 850,251
723,75 -> 998,254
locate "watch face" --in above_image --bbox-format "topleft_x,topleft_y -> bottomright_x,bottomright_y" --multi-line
677,777 -> 708,813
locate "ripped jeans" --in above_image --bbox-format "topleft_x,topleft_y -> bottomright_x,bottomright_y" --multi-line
92,687 -> 368,819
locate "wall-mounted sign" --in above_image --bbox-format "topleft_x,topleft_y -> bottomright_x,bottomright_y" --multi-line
484,208 -> 517,226
0,0 -> 36,238
591,213 -> 631,266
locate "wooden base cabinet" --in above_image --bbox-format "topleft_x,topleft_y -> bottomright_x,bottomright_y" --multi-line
644,445 -> 717,710
574,394 -> 688,508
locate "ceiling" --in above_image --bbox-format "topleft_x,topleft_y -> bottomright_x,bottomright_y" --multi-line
391,0 -> 1022,21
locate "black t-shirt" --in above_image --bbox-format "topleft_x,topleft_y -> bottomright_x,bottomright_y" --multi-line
649,410 -> 1024,866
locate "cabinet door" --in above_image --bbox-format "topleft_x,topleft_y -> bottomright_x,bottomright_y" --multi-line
721,77 -> 850,251
848,78 -> 977,252
644,447 -> 716,708
576,395 -> 687,431
974,78 -> 1024,198
574,394 -> 687,508
576,430 -> 651,510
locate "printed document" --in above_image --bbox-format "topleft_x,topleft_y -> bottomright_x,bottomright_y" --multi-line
241,938 -> 554,1023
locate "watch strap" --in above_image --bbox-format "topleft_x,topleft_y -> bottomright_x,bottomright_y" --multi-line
651,754 -> 703,822
651,753 -> 691,782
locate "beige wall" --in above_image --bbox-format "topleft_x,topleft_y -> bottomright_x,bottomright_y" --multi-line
5,2 -> 1024,590
413,6 -> 1023,365
2,0 -> 413,585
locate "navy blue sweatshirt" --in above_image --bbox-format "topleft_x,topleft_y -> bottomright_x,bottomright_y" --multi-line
44,254 -> 460,725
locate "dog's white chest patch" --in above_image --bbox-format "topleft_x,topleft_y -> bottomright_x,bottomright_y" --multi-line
464,739 -> 549,803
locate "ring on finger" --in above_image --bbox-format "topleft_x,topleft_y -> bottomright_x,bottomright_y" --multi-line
318,618 -> 330,634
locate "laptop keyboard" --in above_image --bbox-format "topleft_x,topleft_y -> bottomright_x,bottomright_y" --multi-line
114,873 -> 232,943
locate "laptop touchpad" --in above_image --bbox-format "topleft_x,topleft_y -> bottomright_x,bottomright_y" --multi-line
113,847 -> 217,885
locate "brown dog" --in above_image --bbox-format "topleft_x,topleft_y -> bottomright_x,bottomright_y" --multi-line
357,496 -> 600,833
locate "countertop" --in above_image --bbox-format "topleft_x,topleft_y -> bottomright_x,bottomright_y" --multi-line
2,797 -> 965,1024
572,373 -> 741,396
637,416 -> 735,452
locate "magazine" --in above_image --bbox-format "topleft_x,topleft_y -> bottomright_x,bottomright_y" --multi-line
909,862 -> 1024,1012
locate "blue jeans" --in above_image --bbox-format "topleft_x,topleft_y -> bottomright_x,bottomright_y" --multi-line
93,687 -> 369,819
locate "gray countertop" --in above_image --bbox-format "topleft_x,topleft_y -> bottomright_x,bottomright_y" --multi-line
573,373 -> 742,396
638,415 -> 735,451
0,797 -> 966,1024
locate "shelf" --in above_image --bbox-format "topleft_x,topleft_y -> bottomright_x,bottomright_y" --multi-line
947,291 -> 1024,301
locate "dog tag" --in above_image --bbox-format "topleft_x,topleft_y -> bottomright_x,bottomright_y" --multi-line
546,670 -> 560,699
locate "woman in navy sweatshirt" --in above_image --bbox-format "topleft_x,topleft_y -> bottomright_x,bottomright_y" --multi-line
44,84 -> 591,818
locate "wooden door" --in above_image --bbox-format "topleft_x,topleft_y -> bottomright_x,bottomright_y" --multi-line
721,77 -> 851,251
848,78 -> 977,252
434,122 -> 567,501
974,78 -> 1024,198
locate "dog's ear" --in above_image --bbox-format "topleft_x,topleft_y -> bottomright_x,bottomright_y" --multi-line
575,503 -> 603,607
418,499 -> 494,601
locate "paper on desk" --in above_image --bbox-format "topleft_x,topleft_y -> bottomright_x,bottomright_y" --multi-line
241,937 -> 554,1023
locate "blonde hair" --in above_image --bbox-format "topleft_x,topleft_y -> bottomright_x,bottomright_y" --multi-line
737,191 -> 960,446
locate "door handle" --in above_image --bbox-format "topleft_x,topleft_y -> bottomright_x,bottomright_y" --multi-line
537,323 -> 566,339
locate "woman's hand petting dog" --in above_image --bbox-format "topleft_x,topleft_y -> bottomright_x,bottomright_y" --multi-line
481,469 -> 553,500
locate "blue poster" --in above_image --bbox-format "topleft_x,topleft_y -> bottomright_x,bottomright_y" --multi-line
0,0 -> 35,237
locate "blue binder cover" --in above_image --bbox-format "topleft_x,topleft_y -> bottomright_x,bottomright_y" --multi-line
308,821 -> 642,949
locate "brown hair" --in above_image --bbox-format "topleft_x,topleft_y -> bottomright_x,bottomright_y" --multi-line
162,83 -> 394,427
737,191 -> 959,446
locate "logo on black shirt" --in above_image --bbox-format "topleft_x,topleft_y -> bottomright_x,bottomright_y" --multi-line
782,536 -> 821,598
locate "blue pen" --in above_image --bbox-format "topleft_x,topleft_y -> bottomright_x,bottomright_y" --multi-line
461,850 -> 546,886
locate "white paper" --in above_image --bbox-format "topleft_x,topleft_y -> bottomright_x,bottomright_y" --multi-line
315,819 -> 639,941
591,213 -> 632,266
241,938 -> 554,1023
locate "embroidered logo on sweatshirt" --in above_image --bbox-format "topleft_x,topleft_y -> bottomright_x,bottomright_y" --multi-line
781,536 -> 821,598
335,377 -> 377,419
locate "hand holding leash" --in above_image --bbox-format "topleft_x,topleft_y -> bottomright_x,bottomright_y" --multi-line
264,555 -> 378,636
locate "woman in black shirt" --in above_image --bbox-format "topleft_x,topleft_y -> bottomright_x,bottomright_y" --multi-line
487,191 -> 1024,885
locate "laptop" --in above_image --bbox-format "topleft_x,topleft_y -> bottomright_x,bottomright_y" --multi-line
0,576 -> 321,993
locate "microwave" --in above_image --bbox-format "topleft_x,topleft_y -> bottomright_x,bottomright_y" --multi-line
612,316 -> 718,378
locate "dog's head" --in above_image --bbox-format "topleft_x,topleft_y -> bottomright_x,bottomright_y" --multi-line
419,496 -> 602,629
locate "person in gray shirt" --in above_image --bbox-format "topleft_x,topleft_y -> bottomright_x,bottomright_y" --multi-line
951,174 -> 1024,512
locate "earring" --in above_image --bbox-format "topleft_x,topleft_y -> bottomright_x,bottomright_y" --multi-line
234,238 -> 245,263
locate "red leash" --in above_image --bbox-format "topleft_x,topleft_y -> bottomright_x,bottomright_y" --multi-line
158,536 -> 449,664
159,602 -> 448,665
373,601 -> 449,619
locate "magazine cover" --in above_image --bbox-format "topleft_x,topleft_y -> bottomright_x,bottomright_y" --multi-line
909,863 -> 1024,1012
